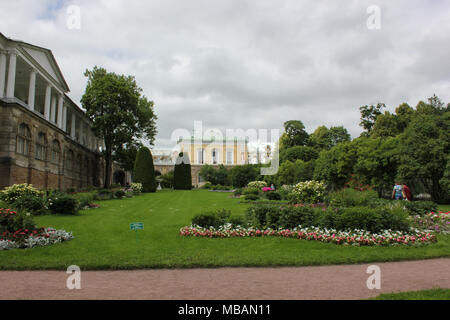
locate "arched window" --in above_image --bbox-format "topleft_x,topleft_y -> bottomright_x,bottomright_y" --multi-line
51,140 -> 61,164
66,150 -> 73,171
35,132 -> 47,161
16,123 -> 31,155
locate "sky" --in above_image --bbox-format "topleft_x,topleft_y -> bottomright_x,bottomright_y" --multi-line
1,0 -> 449,149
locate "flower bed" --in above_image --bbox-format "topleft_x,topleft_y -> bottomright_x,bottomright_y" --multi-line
0,227 -> 73,251
412,211 -> 450,233
180,224 -> 436,247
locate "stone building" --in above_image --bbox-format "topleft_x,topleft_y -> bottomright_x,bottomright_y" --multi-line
0,33 -> 108,191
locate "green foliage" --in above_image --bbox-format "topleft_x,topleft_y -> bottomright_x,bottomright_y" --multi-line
130,182 -> 143,194
95,189 -> 114,200
280,146 -> 318,163
47,195 -> 79,215
244,194 -> 260,201
326,188 -> 379,208
115,190 -> 126,199
403,201 -> 438,216
133,147 -> 157,193
71,192 -> 96,208
359,103 -> 386,135
289,180 -> 326,204
114,141 -> 143,172
282,120 -> 309,147
242,188 -> 259,195
0,184 -> 43,205
230,164 -> 260,188
275,159 -> 315,186
244,204 -> 277,229
81,66 -> 157,188
247,181 -> 267,189
12,195 -> 47,216
265,191 -> 282,201
159,171 -> 174,189
174,153 -> 192,190
191,209 -> 231,228
200,164 -> 230,186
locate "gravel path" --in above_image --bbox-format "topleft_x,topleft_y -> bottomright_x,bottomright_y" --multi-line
0,258 -> 449,300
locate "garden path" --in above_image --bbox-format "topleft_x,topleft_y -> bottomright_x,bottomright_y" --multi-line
0,258 -> 448,300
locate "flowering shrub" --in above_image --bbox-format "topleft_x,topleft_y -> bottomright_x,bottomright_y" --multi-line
180,224 -> 436,247
0,184 -> 43,204
289,180 -> 326,204
131,183 -> 143,194
247,181 -> 267,189
412,211 -> 450,233
0,227 -> 73,250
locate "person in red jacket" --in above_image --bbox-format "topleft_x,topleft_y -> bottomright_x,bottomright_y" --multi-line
402,184 -> 412,201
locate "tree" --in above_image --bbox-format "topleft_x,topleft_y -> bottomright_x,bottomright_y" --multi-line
230,164 -> 260,188
371,112 -> 401,138
114,141 -> 144,174
133,147 -> 157,193
174,153 -> 192,190
280,146 -> 318,163
159,171 -> 174,189
81,66 -> 157,189
397,113 -> 449,203
275,159 -> 315,186
329,126 -> 351,146
309,126 -> 330,150
282,120 -> 309,148
359,103 -> 385,135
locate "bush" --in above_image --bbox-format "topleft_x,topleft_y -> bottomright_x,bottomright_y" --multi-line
278,185 -> 293,200
133,147 -> 157,193
245,204 -> 273,229
191,209 -> 231,228
265,191 -> 282,201
233,188 -> 243,196
242,188 -> 259,196
247,181 -> 267,189
201,182 -> 213,189
174,152 -> 192,190
12,195 -> 47,215
159,171 -> 174,189
245,194 -> 259,201
115,190 -> 126,199
130,183 -> 143,194
71,192 -> 96,208
289,180 -> 326,204
0,184 -> 43,205
326,188 -> 379,208
403,201 -> 438,216
48,195 -> 79,215
229,216 -> 245,227
95,189 -> 113,200
0,209 -> 37,234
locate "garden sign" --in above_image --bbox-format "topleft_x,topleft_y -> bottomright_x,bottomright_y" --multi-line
130,222 -> 144,242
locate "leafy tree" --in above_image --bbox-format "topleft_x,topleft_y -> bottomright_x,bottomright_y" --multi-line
275,159 -> 315,186
397,113 -> 449,203
81,66 -> 157,189
309,126 -> 330,149
280,146 -> 318,163
359,103 -> 385,135
329,126 -> 351,146
395,103 -> 414,131
174,153 -> 192,190
230,164 -> 260,188
282,120 -> 309,148
159,171 -> 174,189
114,141 -> 144,174
133,147 -> 157,193
371,112 -> 401,138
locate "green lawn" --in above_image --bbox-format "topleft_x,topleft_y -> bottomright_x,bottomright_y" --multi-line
0,190 -> 449,270
371,288 -> 450,300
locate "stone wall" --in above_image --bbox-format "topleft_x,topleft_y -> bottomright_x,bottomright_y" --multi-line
0,101 -> 104,191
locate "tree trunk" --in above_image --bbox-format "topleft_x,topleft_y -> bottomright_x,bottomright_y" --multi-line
104,141 -> 112,189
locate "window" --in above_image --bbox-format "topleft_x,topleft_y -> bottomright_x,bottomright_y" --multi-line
51,140 -> 60,164
35,132 -> 46,161
16,123 -> 31,155
226,150 -> 233,165
66,150 -> 73,170
212,149 -> 218,164
197,149 -> 204,164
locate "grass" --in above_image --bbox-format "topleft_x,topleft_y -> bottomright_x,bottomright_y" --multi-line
0,190 -> 449,270
371,288 -> 450,300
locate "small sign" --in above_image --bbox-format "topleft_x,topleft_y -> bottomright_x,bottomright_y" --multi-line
130,222 -> 144,231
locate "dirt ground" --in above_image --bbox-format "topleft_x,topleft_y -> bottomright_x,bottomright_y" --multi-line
0,258 -> 449,300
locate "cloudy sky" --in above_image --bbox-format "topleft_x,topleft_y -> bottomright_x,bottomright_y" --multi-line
1,0 -> 449,148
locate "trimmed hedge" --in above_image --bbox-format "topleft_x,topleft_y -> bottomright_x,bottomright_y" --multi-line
174,152 -> 192,190
191,209 -> 231,228
133,147 -> 157,193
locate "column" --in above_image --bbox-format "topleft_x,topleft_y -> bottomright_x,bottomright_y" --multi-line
71,113 -> 76,139
57,95 -> 64,128
50,97 -> 57,123
234,139 -> 238,164
44,85 -> 51,120
6,51 -> 17,98
0,52 -> 6,98
62,105 -> 68,132
27,70 -> 36,111
79,120 -> 84,145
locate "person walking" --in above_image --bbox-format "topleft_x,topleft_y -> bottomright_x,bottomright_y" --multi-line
402,184 -> 412,201
392,182 -> 403,200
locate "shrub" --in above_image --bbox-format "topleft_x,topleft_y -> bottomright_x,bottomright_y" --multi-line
130,183 -> 143,194
278,206 -> 317,229
159,171 -> 174,189
202,182 -> 213,189
265,191 -> 282,201
0,184 -> 43,205
174,152 -> 192,190
245,194 -> 259,201
191,209 -> 231,228
66,188 -> 76,194
289,180 -> 326,204
95,189 -> 113,200
71,192 -> 96,208
48,195 -> 79,215
247,181 -> 267,189
12,195 -> 47,215
233,188 -> 243,197
229,216 -> 245,227
278,185 -> 293,200
403,201 -> 438,216
133,147 -> 157,193
115,190 -> 126,199
244,204 -> 277,229
326,188 -> 379,208
242,187 -> 259,196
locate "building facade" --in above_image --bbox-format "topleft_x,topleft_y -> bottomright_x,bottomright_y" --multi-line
0,33 -> 107,191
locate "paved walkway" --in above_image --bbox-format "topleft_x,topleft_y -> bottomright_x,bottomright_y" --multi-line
0,258 -> 449,300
